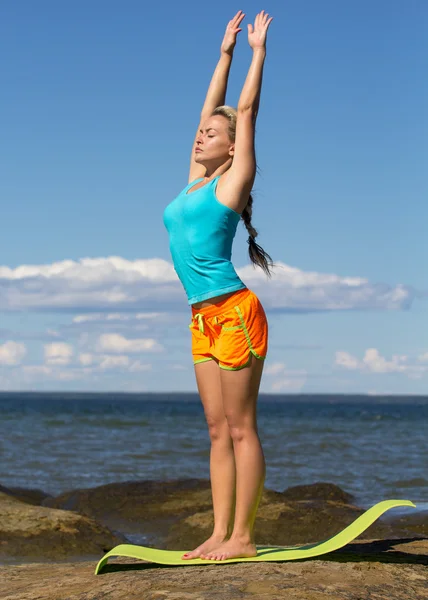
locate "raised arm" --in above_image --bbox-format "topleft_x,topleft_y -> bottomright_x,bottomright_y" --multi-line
227,11 -> 273,193
188,11 -> 245,184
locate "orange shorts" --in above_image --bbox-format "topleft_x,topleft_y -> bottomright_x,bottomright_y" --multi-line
189,288 -> 268,370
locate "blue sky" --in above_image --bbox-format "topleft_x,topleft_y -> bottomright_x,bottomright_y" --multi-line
1,0 -> 427,394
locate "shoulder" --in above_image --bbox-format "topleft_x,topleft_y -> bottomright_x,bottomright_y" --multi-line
216,170 -> 252,215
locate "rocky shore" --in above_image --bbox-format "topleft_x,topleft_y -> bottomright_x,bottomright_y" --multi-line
1,479 -> 427,599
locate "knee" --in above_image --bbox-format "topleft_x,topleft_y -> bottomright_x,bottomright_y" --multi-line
206,417 -> 231,443
225,414 -> 257,442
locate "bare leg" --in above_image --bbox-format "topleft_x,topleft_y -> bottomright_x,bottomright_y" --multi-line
201,353 -> 265,560
182,359 -> 236,559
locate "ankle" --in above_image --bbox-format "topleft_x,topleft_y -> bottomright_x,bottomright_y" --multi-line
212,529 -> 231,539
229,532 -> 254,544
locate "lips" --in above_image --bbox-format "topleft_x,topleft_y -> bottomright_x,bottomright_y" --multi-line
195,148 -> 202,153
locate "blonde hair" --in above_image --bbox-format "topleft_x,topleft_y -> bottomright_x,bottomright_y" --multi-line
211,105 -> 275,278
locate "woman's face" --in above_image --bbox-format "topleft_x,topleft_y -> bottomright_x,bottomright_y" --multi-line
194,115 -> 234,164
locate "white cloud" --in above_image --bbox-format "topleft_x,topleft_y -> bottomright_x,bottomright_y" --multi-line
271,378 -> 306,392
0,256 -> 415,313
98,355 -> 131,370
335,351 -> 360,370
362,349 -> 407,373
44,342 -> 74,366
0,341 -> 27,366
46,329 -> 61,337
335,348 -> 428,378
264,362 -> 287,375
79,352 -> 152,372
239,262 -> 413,311
23,365 -> 53,376
78,353 -> 94,366
95,355 -> 152,372
73,312 -> 162,324
418,352 -> 428,363
55,370 -> 85,381
95,333 -> 163,354
129,361 -> 152,373
264,361 -> 307,391
19,354 -> 152,379
265,361 -> 306,377
21,365 -> 87,381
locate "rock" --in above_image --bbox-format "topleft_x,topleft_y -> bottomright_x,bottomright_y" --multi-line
385,510 -> 428,538
166,482 -> 421,551
1,538 -> 427,600
166,496 -> 395,550
0,490 -> 126,561
43,478 -> 212,518
42,479 -> 426,553
0,484 -> 52,506
43,479 -> 213,545
278,481 -> 354,503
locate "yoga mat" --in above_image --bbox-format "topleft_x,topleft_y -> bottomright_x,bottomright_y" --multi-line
95,499 -> 415,573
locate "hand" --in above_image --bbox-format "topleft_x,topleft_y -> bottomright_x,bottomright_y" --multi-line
221,10 -> 245,55
247,10 -> 273,50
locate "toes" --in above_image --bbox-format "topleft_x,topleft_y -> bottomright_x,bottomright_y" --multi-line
182,551 -> 200,559
201,549 -> 228,561
201,550 -> 223,560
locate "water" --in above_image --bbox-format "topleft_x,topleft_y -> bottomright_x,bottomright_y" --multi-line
1,392 -> 427,510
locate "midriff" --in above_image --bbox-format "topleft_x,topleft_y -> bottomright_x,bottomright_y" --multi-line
192,290 -> 241,309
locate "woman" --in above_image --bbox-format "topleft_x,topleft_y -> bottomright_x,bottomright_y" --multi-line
163,10 -> 274,561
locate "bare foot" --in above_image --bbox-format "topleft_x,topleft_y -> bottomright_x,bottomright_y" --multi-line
181,534 -> 229,560
200,538 -> 257,561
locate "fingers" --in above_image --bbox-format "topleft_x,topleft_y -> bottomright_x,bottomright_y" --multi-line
229,9 -> 273,41
253,9 -> 273,29
229,9 -> 273,32
230,9 -> 245,28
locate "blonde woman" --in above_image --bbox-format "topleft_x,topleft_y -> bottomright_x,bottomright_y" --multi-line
163,10 -> 274,561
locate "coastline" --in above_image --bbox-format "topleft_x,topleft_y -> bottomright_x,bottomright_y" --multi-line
1,478 -> 427,599
2,540 -> 428,600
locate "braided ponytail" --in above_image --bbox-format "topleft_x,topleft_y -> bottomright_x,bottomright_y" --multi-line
241,193 -> 275,278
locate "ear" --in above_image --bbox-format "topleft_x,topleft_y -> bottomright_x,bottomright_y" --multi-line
229,143 -> 235,157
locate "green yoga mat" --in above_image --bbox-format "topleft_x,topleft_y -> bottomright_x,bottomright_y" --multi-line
95,499 -> 415,574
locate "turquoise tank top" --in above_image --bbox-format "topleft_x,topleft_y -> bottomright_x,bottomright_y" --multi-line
163,175 -> 247,305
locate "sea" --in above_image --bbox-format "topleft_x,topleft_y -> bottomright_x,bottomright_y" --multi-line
1,392 -> 427,512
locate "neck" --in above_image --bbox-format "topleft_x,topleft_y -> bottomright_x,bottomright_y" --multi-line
204,158 -> 233,179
